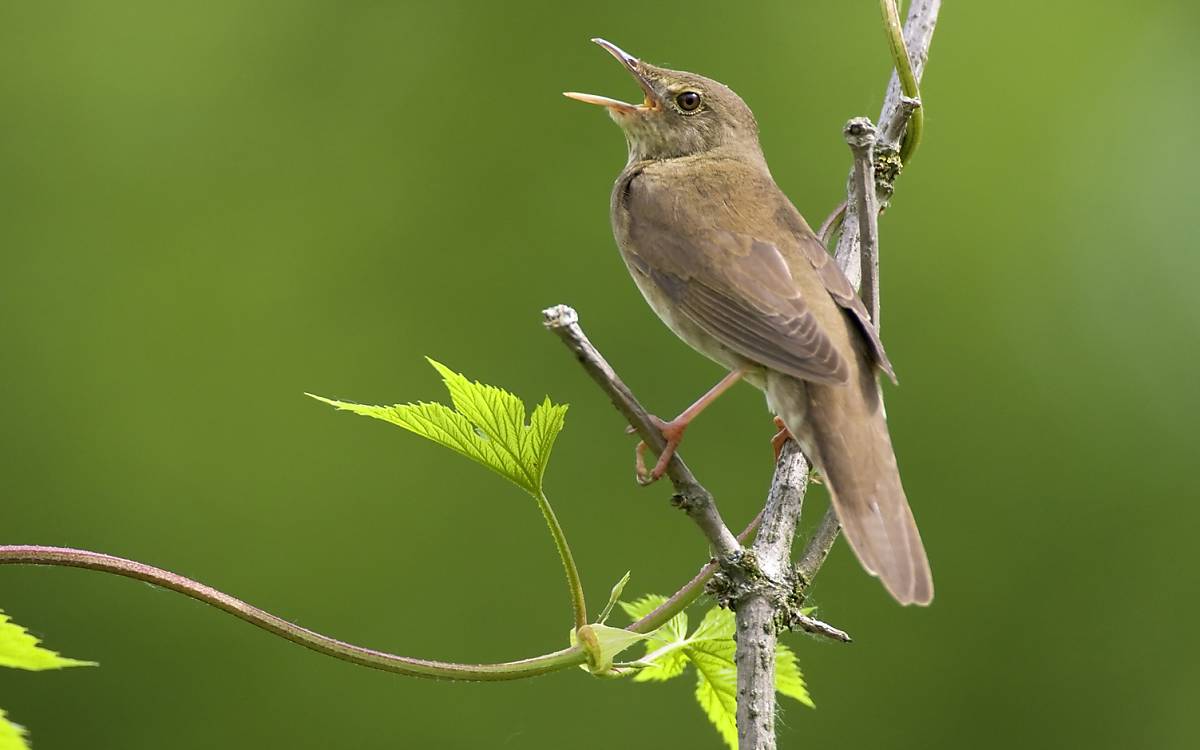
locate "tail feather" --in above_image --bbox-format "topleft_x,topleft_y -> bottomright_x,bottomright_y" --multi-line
768,369 -> 933,606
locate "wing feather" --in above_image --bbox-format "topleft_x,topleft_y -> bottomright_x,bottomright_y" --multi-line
633,230 -> 850,385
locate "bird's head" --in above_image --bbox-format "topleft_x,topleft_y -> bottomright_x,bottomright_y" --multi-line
565,39 -> 762,163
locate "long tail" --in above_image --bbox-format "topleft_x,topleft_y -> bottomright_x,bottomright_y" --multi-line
769,369 -> 933,606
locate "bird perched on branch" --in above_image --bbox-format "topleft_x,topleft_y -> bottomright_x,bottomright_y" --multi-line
566,39 -> 932,605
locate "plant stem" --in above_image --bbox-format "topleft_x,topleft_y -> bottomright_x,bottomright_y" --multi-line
535,490 -> 588,630
0,545 -> 579,680
0,512 -> 761,682
881,0 -> 924,163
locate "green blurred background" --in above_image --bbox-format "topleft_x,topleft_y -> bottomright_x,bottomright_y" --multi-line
2,1 -> 1197,748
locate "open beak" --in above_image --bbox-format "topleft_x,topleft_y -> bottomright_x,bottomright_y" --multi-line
564,38 -> 659,114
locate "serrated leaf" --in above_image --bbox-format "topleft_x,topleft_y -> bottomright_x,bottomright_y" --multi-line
774,643 -> 814,708
690,638 -> 739,749
0,709 -> 29,750
621,598 -> 814,748
691,604 -> 735,641
0,611 -> 95,671
620,595 -> 690,682
308,359 -> 567,496
617,594 -> 666,623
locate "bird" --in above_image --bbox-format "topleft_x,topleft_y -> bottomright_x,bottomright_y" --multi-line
565,39 -> 932,606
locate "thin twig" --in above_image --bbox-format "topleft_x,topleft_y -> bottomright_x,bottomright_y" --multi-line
844,117 -> 882,325
542,304 -> 741,558
785,612 -> 852,643
796,506 -> 842,586
881,96 -> 922,150
837,0 -> 942,288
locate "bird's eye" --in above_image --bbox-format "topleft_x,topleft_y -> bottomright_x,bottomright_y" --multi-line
675,91 -> 702,112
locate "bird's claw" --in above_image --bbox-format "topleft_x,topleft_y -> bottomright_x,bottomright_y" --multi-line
771,415 -> 794,462
633,415 -> 687,485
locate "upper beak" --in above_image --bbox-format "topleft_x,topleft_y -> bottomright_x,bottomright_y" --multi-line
564,38 -> 659,113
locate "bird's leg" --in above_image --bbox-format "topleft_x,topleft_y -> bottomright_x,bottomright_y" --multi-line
632,369 -> 745,485
770,417 -> 822,483
771,415 -> 793,461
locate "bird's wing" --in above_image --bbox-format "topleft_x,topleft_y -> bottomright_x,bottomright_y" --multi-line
627,228 -> 850,385
796,232 -> 897,382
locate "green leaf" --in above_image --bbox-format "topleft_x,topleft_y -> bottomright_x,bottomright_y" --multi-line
623,598 -> 814,748
690,638 -> 739,749
0,709 -> 29,750
691,603 -> 735,641
620,595 -> 690,682
774,642 -> 814,708
617,594 -> 666,623
0,611 -> 95,671
308,359 -> 568,496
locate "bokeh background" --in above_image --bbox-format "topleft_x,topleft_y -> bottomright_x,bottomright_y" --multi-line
2,1 -> 1198,748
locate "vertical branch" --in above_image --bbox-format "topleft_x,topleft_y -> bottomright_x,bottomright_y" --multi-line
734,441 -> 810,750
837,0 -> 941,284
844,118 -> 882,325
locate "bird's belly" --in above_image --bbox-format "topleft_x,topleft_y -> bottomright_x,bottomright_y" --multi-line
627,267 -> 768,390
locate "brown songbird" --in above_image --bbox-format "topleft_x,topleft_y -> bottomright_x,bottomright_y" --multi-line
566,39 -> 932,605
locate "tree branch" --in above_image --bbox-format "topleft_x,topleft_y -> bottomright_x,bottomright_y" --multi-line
837,0 -> 942,290
844,117 -> 882,325
540,303 -> 851,746
795,507 -> 841,586
542,304 -> 741,558
734,441 -> 810,750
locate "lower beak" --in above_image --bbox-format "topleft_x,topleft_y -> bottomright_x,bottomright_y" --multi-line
564,38 -> 659,113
